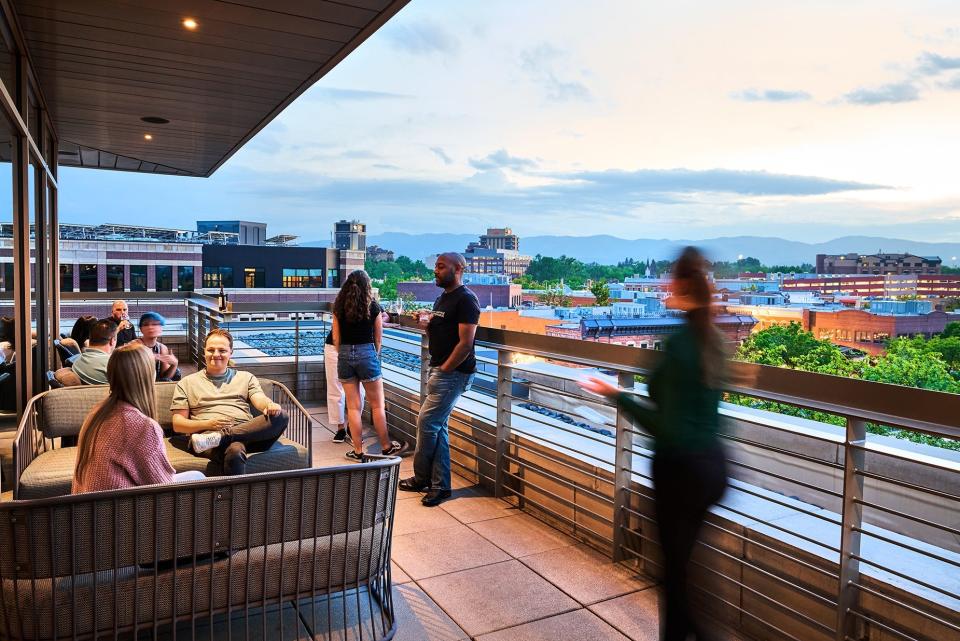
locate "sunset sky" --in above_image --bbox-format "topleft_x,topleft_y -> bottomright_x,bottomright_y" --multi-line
58,0 -> 960,243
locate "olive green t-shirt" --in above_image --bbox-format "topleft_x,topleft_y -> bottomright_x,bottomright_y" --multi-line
170,368 -> 264,426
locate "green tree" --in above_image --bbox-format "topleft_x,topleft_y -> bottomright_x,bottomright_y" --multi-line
590,282 -> 610,306
863,340 -> 960,393
941,321 -> 960,339
736,322 -> 850,371
536,290 -> 572,307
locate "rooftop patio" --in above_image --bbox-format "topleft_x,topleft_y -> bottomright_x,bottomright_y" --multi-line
0,1 -> 956,639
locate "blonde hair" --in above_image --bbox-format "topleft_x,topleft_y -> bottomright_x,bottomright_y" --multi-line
74,344 -> 158,482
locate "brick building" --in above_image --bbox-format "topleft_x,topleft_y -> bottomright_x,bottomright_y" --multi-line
782,274 -> 960,298
808,309 -> 957,355
816,253 -> 941,275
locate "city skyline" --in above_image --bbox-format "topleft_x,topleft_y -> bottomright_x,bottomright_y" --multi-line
56,0 -> 960,243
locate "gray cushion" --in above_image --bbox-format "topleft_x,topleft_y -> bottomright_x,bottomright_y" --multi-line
18,448 -> 77,500
244,437 -> 308,474
19,437 -> 308,500
38,382 -> 181,439
153,382 -> 178,433
39,386 -> 109,438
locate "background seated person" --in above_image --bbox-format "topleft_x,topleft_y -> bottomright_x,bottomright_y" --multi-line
129,312 -> 180,381
103,299 -> 136,347
170,329 -> 288,475
72,344 -> 205,494
72,320 -> 117,385
66,315 -> 98,353
0,316 -> 37,363
0,316 -> 13,363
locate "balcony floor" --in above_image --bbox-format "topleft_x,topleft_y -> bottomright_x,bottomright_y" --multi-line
304,402 -> 748,641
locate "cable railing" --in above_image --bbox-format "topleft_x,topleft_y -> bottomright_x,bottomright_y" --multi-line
185,298 -> 960,641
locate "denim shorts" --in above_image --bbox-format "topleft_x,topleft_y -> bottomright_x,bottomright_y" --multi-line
337,343 -> 382,383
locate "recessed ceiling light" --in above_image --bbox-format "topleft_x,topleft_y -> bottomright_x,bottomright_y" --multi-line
182,18 -> 198,30
144,134 -> 153,141
141,116 -> 169,124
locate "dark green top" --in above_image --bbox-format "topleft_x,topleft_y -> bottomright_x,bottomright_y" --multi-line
616,325 -> 721,454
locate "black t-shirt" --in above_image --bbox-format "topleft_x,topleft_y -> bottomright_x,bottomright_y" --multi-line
336,301 -> 382,345
428,286 -> 481,373
103,316 -> 136,347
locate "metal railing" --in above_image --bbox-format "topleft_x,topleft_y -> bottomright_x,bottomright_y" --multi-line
387,325 -> 959,641
183,299 -> 960,641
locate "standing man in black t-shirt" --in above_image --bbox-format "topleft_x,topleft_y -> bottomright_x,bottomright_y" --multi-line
399,252 -> 481,506
103,299 -> 136,347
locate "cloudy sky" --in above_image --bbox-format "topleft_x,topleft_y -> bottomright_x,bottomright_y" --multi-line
58,0 -> 960,243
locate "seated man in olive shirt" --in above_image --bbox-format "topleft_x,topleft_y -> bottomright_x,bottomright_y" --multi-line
170,329 -> 288,475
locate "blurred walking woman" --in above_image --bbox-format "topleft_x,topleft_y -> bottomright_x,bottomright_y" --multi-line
580,247 -> 728,641
73,344 -> 205,493
332,270 -> 401,460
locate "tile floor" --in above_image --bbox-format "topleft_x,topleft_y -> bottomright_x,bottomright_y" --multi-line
305,402 -> 665,641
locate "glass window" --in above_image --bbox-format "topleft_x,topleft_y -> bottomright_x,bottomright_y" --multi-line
282,268 -> 324,288
178,266 -> 195,291
2,263 -> 11,292
244,267 -> 264,288
203,266 -> 233,288
155,265 -> 172,291
327,268 -> 339,288
59,264 -> 73,292
106,264 -> 124,291
130,265 -> 147,291
79,264 -> 98,292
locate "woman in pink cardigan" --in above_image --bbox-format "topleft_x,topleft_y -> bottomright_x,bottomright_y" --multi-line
72,343 -> 205,494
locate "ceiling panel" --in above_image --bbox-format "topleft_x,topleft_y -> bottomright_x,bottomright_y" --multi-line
13,0 -> 410,176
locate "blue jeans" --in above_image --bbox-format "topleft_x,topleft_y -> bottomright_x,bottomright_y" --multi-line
337,343 -> 382,383
413,367 -> 474,491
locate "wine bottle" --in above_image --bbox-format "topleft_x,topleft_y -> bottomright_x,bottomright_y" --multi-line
218,284 -> 226,311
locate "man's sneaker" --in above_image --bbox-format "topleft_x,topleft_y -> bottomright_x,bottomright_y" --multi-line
381,441 -> 403,457
421,489 -> 452,507
398,476 -> 429,492
332,428 -> 347,443
190,431 -> 222,454
345,450 -> 366,462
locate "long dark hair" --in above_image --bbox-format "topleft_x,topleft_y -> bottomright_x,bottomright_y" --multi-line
70,315 -> 98,347
0,317 -> 13,343
673,247 -> 726,388
333,270 -> 373,324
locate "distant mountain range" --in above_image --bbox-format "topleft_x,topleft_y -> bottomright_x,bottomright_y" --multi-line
301,233 -> 960,266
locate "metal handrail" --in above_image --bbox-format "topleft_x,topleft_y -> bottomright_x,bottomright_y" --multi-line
184,299 -> 960,641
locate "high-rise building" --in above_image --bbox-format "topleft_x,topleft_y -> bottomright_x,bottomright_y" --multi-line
480,227 -> 520,251
335,220 -> 367,251
334,220 -> 366,280
464,227 -> 531,277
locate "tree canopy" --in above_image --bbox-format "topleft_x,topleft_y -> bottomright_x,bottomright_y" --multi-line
733,323 -> 959,450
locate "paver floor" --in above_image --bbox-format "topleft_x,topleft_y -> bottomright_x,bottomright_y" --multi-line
300,401 -> 748,641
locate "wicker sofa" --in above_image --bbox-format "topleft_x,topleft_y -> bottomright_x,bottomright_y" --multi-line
12,379 -> 313,500
0,461 -> 400,640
